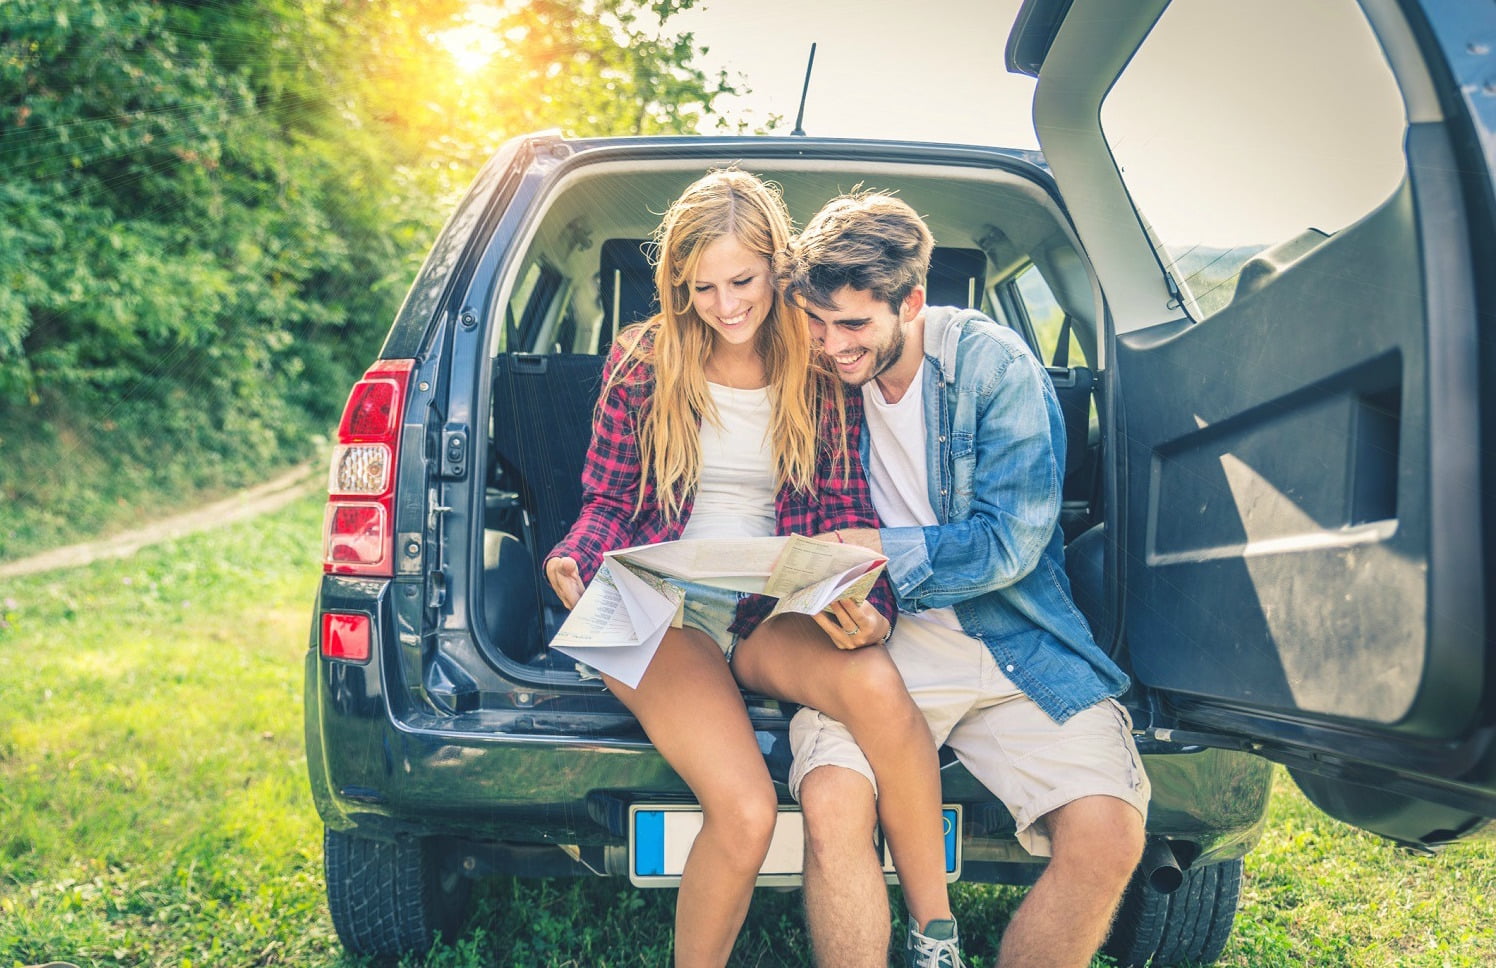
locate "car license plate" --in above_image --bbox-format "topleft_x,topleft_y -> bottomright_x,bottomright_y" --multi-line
628,803 -> 962,887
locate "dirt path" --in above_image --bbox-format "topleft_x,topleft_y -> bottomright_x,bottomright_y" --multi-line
0,463 -> 320,581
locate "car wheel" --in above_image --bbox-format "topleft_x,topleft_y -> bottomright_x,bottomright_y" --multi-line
323,826 -> 473,959
1101,858 -> 1242,968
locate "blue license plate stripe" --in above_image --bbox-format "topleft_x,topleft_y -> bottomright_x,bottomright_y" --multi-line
635,808 -> 665,876
944,809 -> 958,871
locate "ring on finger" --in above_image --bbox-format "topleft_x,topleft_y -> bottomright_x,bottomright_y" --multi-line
846,623 -> 860,636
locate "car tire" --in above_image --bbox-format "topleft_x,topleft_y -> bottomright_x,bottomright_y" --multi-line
1101,858 -> 1242,968
323,826 -> 473,959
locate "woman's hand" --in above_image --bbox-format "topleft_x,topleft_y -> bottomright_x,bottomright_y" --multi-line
545,556 -> 585,609
814,597 -> 891,651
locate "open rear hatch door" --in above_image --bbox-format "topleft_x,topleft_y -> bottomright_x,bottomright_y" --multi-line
1011,0 -> 1496,850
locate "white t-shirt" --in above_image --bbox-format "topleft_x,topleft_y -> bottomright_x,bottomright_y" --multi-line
679,383 -> 778,540
862,362 -> 965,633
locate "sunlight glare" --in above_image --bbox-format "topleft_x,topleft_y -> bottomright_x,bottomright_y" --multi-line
434,3 -> 504,74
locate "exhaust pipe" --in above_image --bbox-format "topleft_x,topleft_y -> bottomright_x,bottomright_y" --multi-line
1141,839 -> 1184,894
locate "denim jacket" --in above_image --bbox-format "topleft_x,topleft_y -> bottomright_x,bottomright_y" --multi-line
869,306 -> 1129,723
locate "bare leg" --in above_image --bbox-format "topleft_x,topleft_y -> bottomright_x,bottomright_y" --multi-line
732,614 -> 950,928
604,627 -> 779,968
799,765 -> 891,968
997,796 -> 1144,968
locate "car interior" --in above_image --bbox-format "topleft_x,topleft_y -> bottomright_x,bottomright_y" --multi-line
476,158 -> 1108,676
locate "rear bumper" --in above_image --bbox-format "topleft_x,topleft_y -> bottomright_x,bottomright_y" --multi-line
305,627 -> 1274,879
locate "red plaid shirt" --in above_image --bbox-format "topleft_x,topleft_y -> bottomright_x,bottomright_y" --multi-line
547,337 -> 897,637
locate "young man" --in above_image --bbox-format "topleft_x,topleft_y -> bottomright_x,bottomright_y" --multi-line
775,193 -> 1150,968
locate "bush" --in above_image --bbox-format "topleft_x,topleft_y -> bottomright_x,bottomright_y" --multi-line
0,0 -> 731,556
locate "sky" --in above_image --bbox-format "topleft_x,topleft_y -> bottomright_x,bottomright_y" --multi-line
428,0 -> 1408,249
671,0 -> 1406,247
671,0 -> 1040,148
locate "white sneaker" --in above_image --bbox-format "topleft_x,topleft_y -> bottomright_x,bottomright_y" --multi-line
907,917 -> 969,968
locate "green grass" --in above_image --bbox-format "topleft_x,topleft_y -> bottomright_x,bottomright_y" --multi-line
1,493 -> 1491,966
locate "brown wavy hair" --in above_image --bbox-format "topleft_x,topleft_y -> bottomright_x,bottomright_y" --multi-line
775,190 -> 934,314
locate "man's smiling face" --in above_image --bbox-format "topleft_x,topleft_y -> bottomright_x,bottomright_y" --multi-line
805,285 -> 914,388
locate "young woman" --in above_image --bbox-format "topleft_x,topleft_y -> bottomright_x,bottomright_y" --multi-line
544,169 -> 955,967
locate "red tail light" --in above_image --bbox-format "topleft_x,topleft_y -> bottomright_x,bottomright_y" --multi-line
321,612 -> 372,662
324,360 -> 415,575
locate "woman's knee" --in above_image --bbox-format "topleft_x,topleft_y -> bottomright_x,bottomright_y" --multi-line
818,651 -> 915,720
703,784 -> 779,863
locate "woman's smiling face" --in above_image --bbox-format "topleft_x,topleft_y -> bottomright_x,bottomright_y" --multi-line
689,234 -> 773,349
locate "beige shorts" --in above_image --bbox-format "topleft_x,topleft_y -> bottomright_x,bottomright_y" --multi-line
788,614 -> 1150,857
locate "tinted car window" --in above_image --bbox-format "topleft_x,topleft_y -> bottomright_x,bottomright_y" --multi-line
1014,264 -> 1086,368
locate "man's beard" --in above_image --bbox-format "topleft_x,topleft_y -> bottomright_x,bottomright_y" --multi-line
844,324 -> 905,388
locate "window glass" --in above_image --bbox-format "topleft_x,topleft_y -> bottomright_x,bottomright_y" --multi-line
1015,265 -> 1086,368
1099,0 -> 1407,321
500,261 -> 543,352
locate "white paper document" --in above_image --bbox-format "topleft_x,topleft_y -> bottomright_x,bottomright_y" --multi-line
550,535 -> 887,688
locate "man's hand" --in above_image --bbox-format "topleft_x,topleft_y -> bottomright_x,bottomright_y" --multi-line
815,528 -> 883,555
545,556 -> 585,609
814,597 -> 890,651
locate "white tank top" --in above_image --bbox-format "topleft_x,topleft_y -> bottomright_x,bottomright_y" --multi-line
679,383 -> 778,540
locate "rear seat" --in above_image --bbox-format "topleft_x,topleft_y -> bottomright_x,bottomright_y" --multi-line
598,238 -> 657,351
488,351 -> 606,657
927,246 -> 987,309
491,352 -> 606,558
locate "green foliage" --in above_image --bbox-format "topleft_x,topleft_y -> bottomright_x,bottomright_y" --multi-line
0,0 -> 731,557
2,498 -> 1492,966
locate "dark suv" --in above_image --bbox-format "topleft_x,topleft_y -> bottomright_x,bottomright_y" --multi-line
304,1 -> 1496,963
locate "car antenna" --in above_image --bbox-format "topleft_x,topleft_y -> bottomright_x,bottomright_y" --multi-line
790,43 -> 817,137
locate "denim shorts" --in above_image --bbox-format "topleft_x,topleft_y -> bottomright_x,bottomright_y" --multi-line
575,578 -> 748,681
665,577 -> 748,659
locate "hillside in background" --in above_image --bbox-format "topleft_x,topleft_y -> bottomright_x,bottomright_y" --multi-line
1163,243 -> 1268,317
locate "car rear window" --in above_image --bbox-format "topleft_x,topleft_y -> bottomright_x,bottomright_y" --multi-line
1098,0 -> 1407,322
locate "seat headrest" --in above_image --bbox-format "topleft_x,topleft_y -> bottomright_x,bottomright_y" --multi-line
599,239 -> 659,344
927,247 -> 987,309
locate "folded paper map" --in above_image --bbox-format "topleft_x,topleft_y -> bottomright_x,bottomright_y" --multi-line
550,535 -> 887,688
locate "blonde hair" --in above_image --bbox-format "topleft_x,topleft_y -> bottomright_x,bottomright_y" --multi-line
606,168 -> 845,522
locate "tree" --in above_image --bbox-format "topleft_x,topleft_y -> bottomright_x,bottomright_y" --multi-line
0,0 -> 731,551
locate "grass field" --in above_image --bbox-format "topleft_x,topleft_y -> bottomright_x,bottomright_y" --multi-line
1,494 -> 1491,967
